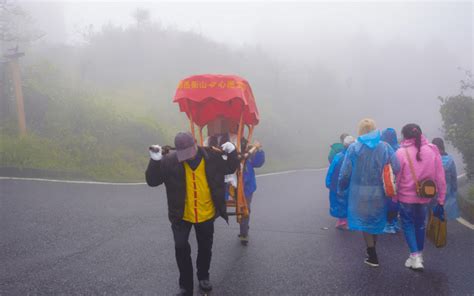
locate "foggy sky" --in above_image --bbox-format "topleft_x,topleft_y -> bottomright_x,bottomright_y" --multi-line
17,0 -> 474,167
23,1 -> 472,57
23,1 -> 472,89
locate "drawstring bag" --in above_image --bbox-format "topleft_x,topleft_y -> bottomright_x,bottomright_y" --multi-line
382,164 -> 397,197
426,206 -> 447,248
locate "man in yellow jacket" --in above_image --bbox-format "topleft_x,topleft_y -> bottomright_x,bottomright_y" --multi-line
146,132 -> 239,296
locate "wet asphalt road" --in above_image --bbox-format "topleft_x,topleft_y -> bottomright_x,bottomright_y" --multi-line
1,170 -> 473,295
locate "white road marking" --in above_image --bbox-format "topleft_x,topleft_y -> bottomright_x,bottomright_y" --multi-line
456,217 -> 474,230
0,176 -> 145,185
0,168 -> 329,184
453,173 -> 474,230
2,169 -> 473,230
256,168 -> 327,178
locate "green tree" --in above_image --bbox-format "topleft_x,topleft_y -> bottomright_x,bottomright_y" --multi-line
131,8 -> 150,27
0,0 -> 44,53
439,70 -> 474,179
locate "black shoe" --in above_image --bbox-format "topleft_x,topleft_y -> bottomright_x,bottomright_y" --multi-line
199,280 -> 213,292
175,287 -> 192,296
238,234 -> 249,246
364,247 -> 379,267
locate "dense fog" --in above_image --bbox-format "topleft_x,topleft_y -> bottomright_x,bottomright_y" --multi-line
1,1 -> 472,180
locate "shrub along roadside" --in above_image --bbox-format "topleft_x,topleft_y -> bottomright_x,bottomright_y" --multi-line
457,176 -> 474,224
439,95 -> 474,179
0,133 -> 150,182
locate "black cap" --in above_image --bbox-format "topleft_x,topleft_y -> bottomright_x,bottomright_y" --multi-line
174,132 -> 197,162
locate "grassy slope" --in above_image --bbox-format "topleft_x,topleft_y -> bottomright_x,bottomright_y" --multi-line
1,25 -> 333,181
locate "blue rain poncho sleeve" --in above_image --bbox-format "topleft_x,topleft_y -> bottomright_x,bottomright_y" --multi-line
337,134 -> 396,234
326,153 -> 341,189
326,166 -> 333,189
337,148 -> 353,195
325,167 -> 332,189
442,155 -> 460,220
445,156 -> 458,193
326,152 -> 348,218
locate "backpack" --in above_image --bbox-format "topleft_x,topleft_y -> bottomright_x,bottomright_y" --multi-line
404,148 -> 437,198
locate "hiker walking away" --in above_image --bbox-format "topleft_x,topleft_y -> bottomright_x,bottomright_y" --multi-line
146,132 -> 239,296
381,128 -> 401,234
432,138 -> 460,220
338,119 -> 398,267
394,124 -> 446,271
328,133 -> 349,164
326,135 -> 355,230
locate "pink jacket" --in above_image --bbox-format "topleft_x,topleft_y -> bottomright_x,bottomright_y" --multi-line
394,135 -> 446,205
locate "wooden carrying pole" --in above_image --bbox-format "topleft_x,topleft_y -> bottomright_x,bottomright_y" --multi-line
236,114 -> 244,154
8,57 -> 26,136
247,125 -> 254,144
186,100 -> 196,140
235,113 -> 249,223
199,127 -> 204,146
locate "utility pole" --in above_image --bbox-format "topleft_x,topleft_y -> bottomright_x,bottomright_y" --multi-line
5,49 -> 26,136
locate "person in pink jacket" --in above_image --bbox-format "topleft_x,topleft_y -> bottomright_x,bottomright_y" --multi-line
394,123 -> 446,271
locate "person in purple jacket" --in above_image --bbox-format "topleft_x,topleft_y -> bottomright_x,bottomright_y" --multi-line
394,124 -> 446,271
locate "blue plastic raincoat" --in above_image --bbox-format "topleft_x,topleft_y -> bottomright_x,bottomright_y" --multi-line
381,128 -> 400,215
326,150 -> 348,218
224,150 -> 265,201
338,130 -> 398,234
243,150 -> 265,198
441,154 -> 460,220
381,128 -> 400,151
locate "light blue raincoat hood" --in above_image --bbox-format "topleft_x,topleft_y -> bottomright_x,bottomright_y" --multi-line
357,130 -> 381,149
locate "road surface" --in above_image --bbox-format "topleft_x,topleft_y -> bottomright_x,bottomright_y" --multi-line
1,170 -> 473,295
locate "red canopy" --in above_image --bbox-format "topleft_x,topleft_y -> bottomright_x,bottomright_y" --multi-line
173,74 -> 259,127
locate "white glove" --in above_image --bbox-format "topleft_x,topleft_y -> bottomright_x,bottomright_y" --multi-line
225,174 -> 238,187
221,142 -> 236,153
148,145 -> 163,161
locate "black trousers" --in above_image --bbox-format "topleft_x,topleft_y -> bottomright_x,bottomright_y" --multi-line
171,219 -> 214,291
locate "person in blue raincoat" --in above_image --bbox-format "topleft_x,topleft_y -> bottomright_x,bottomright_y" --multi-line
215,134 -> 265,245
237,137 -> 265,245
328,133 -> 349,164
326,135 -> 355,229
381,128 -> 401,234
432,138 -> 460,220
338,119 -> 399,267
